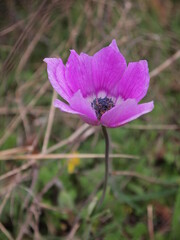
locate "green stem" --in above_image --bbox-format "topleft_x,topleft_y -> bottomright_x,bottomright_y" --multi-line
97,125 -> 110,208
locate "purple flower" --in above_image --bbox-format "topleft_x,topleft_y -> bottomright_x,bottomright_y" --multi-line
44,40 -> 154,128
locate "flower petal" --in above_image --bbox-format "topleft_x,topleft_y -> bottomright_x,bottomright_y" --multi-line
54,99 -> 79,114
65,51 -> 94,97
109,39 -> 120,52
100,99 -> 154,128
118,60 -> 150,102
54,91 -> 99,126
65,40 -> 127,98
92,41 -> 127,96
44,58 -> 72,102
69,90 -> 99,125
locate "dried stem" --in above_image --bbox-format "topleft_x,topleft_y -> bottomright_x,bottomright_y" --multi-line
0,153 -> 138,161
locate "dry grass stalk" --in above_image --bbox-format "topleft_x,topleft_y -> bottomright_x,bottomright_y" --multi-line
0,153 -> 139,161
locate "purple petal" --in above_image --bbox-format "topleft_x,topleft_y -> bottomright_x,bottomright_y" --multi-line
54,99 -> 79,114
54,91 -> 99,126
100,99 -> 154,128
109,39 -> 120,52
118,60 -> 150,102
92,42 -> 127,96
69,90 -> 99,125
44,58 -> 72,102
65,41 -> 127,98
65,51 -> 94,97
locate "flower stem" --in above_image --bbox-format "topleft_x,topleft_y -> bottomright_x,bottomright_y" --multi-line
97,125 -> 109,208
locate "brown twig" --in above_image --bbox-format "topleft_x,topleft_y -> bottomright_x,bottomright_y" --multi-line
2,0 -> 48,75
0,124 -> 93,182
16,97 -> 31,138
0,106 -> 49,115
147,204 -> 154,240
0,19 -> 25,36
0,82 -> 49,147
16,14 -> 50,74
0,159 -> 35,182
0,153 -> 139,161
46,123 -> 90,153
150,50 -> 180,78
0,173 -> 30,214
42,91 -> 57,153
0,146 -> 33,156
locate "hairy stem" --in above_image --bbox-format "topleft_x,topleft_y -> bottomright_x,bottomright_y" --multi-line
97,125 -> 109,208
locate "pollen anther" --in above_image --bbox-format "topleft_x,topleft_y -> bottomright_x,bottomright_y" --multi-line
91,96 -> 115,120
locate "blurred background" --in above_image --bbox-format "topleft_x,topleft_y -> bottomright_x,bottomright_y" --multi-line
0,0 -> 180,239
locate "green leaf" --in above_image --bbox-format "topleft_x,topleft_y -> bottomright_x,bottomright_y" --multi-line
172,187 -> 180,239
58,190 -> 74,209
87,196 -> 98,217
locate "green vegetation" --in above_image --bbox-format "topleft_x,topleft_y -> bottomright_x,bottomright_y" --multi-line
0,0 -> 180,239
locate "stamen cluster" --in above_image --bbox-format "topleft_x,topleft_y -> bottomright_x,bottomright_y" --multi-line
91,97 -> 115,120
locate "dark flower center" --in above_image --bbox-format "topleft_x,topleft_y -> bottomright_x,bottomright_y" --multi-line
91,97 -> 115,120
